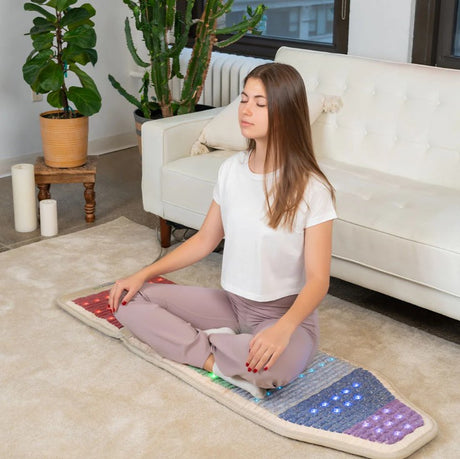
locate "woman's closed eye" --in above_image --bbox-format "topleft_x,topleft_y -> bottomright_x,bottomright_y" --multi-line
240,99 -> 266,108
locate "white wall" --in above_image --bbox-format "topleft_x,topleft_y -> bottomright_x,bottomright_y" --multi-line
0,0 -> 137,177
1,0 -> 418,176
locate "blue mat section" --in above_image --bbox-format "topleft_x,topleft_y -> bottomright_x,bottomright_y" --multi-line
251,352 -> 355,414
199,350 -> 427,447
278,367 -> 395,431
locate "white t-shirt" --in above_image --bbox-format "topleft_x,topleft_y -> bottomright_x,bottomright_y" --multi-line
213,152 -> 337,302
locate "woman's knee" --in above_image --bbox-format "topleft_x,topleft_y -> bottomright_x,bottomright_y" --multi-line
114,301 -> 159,329
252,337 -> 317,389
113,303 -> 132,326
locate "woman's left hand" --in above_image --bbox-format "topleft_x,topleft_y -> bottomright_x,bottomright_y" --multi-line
246,324 -> 291,372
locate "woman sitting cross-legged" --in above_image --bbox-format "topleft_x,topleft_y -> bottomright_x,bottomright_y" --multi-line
109,62 -> 337,398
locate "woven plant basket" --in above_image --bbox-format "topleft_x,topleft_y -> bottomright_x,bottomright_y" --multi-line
40,110 -> 89,168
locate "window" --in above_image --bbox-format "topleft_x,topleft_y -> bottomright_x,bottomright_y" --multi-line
413,0 -> 460,69
455,3 -> 460,56
194,1 -> 349,59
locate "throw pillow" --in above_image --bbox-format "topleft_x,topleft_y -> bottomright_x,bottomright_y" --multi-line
190,92 -> 338,156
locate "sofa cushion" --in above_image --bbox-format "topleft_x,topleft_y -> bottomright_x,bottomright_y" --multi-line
162,150 -> 235,216
320,157 -> 460,297
190,92 -> 330,155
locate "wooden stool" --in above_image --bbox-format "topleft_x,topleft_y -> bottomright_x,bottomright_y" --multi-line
34,156 -> 97,223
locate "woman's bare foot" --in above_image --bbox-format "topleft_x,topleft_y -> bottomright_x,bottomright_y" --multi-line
203,353 -> 215,372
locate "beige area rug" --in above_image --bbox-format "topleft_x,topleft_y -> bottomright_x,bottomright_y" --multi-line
1,217 -> 458,458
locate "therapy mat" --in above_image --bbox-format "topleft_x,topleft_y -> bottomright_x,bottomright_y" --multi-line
57,277 -> 437,459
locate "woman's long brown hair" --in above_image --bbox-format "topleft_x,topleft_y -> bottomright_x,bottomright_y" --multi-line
245,63 -> 335,231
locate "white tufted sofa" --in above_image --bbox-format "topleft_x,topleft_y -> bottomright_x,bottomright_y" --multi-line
141,46 -> 460,321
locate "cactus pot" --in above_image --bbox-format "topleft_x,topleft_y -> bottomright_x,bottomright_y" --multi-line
133,109 -> 161,156
40,110 -> 89,168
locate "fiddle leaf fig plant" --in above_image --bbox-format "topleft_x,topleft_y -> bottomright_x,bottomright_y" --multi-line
23,0 -> 101,118
108,0 -> 266,119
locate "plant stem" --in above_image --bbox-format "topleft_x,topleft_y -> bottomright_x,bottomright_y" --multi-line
56,10 -> 70,117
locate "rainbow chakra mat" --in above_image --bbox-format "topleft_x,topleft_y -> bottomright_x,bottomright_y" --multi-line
57,278 -> 437,459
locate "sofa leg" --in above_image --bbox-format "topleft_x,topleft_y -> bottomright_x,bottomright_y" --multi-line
159,218 -> 172,248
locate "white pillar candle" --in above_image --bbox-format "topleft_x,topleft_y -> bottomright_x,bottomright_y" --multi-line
11,163 -> 37,233
39,199 -> 58,237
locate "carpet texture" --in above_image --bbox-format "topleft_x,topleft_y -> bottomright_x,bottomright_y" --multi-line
57,280 -> 437,459
1,217 -> 459,459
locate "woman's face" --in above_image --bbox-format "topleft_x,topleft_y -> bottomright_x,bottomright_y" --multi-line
238,77 -> 269,144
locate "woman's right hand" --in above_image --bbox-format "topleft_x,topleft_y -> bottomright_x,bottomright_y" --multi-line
108,272 -> 145,313
107,201 -> 224,313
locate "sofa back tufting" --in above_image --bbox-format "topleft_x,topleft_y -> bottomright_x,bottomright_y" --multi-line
275,47 -> 460,190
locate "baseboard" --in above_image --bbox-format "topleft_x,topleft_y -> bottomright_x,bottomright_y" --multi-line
0,153 -> 38,178
0,131 -> 136,178
87,131 -> 136,156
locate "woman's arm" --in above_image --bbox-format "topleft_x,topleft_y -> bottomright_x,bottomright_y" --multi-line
246,219 -> 333,372
109,200 -> 224,311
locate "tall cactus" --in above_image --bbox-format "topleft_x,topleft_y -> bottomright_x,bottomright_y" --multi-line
109,0 -> 265,118
178,1 -> 265,115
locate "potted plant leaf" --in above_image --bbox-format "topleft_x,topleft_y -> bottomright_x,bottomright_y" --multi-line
23,0 -> 102,168
108,0 -> 265,152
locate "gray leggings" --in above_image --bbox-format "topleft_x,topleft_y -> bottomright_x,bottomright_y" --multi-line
115,283 -> 319,389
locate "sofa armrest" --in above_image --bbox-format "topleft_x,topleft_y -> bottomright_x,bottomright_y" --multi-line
141,107 -> 224,216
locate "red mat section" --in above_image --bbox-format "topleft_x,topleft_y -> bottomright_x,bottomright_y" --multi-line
72,276 -> 175,329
